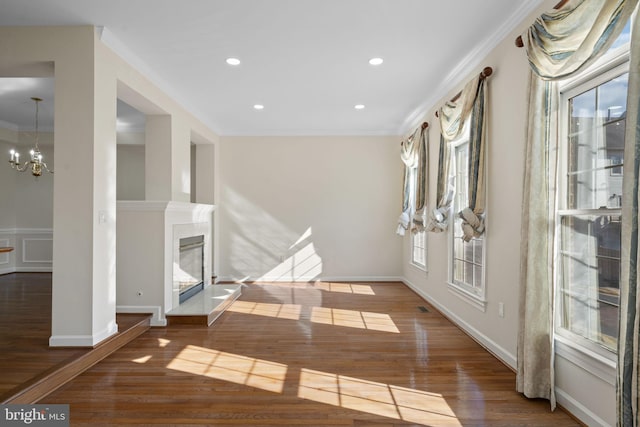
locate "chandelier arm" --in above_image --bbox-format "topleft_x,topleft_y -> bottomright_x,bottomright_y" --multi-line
41,162 -> 54,174
15,161 -> 30,172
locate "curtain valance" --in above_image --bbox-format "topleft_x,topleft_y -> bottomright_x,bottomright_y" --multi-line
427,71 -> 488,240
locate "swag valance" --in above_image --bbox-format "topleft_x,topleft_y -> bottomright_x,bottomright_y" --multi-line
427,67 -> 490,241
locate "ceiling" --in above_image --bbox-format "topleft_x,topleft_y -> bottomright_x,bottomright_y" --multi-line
0,0 -> 540,136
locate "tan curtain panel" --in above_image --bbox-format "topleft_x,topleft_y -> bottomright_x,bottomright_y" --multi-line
618,11 -> 640,427
397,125 -> 428,235
516,0 -> 637,411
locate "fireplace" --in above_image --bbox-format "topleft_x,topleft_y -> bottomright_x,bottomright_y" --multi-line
177,235 -> 205,304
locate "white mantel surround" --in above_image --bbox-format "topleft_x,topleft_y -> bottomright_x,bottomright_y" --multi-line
116,201 -> 214,325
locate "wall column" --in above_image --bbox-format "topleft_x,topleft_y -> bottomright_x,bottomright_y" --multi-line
145,115 -> 190,202
49,27 -> 118,346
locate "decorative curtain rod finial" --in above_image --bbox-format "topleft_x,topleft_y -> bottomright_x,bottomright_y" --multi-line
434,66 -> 493,117
515,36 -> 524,48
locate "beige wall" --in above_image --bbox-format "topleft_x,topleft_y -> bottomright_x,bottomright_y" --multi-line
219,135 -> 403,281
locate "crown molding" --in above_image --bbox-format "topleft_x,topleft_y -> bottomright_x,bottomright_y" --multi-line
398,0 -> 544,135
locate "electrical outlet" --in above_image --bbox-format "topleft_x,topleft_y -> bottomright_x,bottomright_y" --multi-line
498,302 -> 505,318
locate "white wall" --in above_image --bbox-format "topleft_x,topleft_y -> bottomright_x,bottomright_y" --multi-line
218,135 -> 403,282
0,140 -> 17,230
402,0 -> 616,425
14,138 -> 54,229
116,144 -> 145,200
0,139 -> 17,273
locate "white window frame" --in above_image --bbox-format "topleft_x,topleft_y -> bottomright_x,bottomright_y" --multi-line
408,167 -> 428,271
447,132 -> 487,312
411,227 -> 427,270
556,45 -> 630,367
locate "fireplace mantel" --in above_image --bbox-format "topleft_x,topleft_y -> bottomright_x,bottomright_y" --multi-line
116,201 -> 215,326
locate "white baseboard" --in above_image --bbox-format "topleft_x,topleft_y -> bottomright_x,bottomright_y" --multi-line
318,276 -> 404,282
117,305 -> 166,326
15,267 -> 53,273
217,275 -> 404,283
0,267 -> 53,274
556,388 -> 611,427
402,276 -> 517,369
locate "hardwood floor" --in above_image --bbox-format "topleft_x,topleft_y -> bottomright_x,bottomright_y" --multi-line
0,273 -> 150,403
35,280 -> 581,426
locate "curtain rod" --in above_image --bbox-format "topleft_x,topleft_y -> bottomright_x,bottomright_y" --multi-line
434,67 -> 493,117
515,0 -> 569,47
400,122 -> 429,145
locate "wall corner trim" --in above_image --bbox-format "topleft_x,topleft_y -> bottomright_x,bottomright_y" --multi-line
117,305 -> 166,327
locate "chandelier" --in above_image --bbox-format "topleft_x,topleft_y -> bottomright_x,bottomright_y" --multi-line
8,97 -> 53,177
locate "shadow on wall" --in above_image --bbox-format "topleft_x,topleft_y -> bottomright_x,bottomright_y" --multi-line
223,187 -> 323,282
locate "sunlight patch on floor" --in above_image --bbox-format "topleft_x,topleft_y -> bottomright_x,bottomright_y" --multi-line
167,345 -> 288,393
314,282 -> 376,295
310,307 -> 400,333
227,300 -> 302,320
132,355 -> 152,364
298,368 -> 461,426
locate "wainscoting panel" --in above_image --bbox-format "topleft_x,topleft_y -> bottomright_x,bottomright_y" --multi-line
1,228 -> 54,273
22,238 -> 53,263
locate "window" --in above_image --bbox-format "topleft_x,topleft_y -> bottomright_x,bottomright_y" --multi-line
411,228 -> 426,269
448,131 -> 486,306
557,49 -> 628,355
408,168 -> 427,269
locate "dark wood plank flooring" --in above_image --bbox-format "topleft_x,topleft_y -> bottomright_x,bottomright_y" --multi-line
0,273 -> 149,403
29,279 -> 582,426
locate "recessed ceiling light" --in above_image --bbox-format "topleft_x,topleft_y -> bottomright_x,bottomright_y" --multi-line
369,57 -> 383,66
253,104 -> 264,110
226,58 -> 241,66
354,104 -> 365,110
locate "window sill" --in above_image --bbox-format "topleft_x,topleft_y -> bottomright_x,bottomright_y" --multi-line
447,282 -> 487,312
555,335 -> 616,386
410,262 -> 427,272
